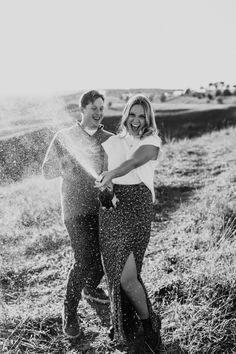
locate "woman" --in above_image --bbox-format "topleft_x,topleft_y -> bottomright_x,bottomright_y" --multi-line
95,94 -> 162,352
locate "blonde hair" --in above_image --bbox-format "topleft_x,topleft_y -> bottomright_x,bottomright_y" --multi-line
119,94 -> 158,138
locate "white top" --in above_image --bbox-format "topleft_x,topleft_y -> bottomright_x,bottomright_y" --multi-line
102,133 -> 161,202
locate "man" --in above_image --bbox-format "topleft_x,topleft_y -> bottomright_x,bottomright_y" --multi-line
42,90 -> 113,339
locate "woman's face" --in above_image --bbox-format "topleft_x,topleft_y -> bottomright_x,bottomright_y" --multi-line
126,104 -> 146,137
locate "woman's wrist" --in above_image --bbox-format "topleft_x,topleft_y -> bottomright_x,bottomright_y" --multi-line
108,169 -> 117,181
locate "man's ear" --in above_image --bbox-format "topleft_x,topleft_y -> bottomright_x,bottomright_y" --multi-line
80,106 -> 84,114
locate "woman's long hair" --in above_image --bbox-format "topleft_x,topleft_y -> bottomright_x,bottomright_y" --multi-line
119,94 -> 158,138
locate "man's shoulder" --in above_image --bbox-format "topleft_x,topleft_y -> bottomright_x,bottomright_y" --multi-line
56,124 -> 82,138
99,127 -> 114,139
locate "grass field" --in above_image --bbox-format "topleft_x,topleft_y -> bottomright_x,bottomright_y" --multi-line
1,120 -> 236,353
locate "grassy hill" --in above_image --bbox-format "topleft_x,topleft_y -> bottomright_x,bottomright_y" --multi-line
1,91 -> 236,139
1,93 -> 236,184
1,125 -> 236,353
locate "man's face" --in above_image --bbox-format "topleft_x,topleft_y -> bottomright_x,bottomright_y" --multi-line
81,97 -> 104,128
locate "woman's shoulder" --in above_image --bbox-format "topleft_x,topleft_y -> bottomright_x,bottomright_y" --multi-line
102,134 -> 121,148
105,134 -> 122,143
141,133 -> 162,146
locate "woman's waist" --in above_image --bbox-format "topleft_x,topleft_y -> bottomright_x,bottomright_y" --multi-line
112,174 -> 141,185
112,180 -> 142,185
111,183 -> 153,205
113,182 -> 149,191
112,182 -> 154,203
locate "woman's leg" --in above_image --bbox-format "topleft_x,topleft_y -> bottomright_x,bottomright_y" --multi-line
120,252 -> 149,319
120,252 -> 162,350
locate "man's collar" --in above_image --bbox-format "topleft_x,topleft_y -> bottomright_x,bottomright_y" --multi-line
76,121 -> 103,130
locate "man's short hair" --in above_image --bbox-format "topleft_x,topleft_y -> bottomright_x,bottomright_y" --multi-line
79,90 -> 105,109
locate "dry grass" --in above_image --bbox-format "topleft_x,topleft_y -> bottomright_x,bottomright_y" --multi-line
1,126 -> 236,353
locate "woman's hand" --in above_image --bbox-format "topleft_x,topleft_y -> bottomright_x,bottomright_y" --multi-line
95,171 -> 114,190
95,171 -> 119,210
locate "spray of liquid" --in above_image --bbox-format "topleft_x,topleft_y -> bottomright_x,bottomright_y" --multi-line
0,95 -> 101,181
45,97 -> 101,180
0,96 -> 68,138
0,95 -> 118,208
56,128 -> 100,180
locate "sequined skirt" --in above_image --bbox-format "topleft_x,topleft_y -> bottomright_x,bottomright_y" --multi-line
99,183 -> 160,343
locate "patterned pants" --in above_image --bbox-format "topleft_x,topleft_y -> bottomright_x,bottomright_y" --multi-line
64,214 -> 104,308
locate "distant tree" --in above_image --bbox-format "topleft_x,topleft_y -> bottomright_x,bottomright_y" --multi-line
160,92 -> 167,102
223,86 -> 232,96
185,88 -> 191,95
217,97 -> 224,104
215,89 -> 222,97
207,93 -> 214,100
149,94 -> 154,102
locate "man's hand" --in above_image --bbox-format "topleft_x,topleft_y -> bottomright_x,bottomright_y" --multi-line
97,188 -> 115,210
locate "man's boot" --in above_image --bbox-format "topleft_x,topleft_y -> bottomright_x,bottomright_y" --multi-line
62,301 -> 81,339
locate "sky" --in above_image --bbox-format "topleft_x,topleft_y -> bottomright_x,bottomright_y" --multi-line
0,0 -> 236,96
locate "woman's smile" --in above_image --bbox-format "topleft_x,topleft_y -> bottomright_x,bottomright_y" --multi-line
126,104 -> 146,136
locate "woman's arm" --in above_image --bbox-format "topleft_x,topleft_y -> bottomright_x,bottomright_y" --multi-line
96,144 -> 159,188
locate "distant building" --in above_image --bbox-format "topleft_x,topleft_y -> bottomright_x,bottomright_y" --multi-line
172,89 -> 185,97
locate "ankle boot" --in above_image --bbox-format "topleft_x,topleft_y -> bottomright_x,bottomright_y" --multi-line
108,325 -> 114,340
141,318 -> 161,353
62,301 -> 81,339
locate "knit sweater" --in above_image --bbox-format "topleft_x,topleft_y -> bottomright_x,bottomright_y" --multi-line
42,123 -> 113,220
